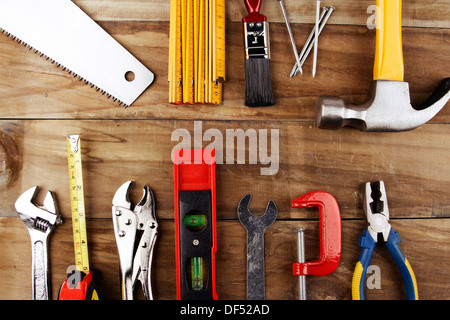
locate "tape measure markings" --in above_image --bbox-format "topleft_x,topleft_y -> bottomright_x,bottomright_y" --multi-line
67,135 -> 90,273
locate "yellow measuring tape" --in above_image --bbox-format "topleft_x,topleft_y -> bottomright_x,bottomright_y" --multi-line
67,135 -> 90,273
169,0 -> 225,105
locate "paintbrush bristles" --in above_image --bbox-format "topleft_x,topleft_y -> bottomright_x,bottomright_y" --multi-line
245,59 -> 275,107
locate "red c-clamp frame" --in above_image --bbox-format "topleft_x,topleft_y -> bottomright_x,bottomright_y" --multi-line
291,191 -> 342,277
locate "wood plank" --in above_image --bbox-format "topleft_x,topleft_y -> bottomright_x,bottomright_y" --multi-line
0,0 -> 448,303
73,0 -> 450,28
1,217 -> 448,300
0,22 -> 448,121
0,120 -> 448,220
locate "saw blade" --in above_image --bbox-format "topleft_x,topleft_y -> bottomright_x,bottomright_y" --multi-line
0,0 -> 154,107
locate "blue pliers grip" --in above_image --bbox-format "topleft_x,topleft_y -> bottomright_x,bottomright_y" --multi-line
385,228 -> 418,300
352,181 -> 419,300
352,229 -> 376,300
352,228 -> 419,300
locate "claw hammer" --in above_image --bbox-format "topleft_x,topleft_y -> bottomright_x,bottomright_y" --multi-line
291,191 -> 342,299
316,0 -> 450,132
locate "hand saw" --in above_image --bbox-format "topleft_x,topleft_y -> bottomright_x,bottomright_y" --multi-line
0,0 -> 154,107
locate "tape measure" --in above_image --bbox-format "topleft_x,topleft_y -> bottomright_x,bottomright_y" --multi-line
169,0 -> 225,105
67,135 -> 90,272
59,135 -> 99,300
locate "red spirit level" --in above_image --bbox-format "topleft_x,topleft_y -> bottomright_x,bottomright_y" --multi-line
173,148 -> 218,300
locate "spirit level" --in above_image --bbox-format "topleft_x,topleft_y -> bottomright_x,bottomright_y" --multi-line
173,149 -> 218,300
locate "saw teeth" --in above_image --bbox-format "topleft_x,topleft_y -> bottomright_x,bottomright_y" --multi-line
0,26 -> 129,108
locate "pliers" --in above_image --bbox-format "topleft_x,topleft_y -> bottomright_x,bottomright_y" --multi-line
352,181 -> 419,300
112,181 -> 158,300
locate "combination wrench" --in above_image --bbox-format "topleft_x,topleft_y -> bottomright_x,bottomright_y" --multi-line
238,194 -> 277,300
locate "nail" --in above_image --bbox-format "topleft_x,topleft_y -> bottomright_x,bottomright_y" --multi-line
277,0 -> 303,75
289,6 -> 328,77
291,6 -> 336,77
312,0 -> 321,78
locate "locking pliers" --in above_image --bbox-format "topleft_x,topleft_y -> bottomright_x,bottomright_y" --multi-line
352,181 -> 419,300
112,181 -> 158,300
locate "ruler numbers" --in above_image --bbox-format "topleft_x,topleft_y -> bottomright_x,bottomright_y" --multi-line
169,0 -> 225,104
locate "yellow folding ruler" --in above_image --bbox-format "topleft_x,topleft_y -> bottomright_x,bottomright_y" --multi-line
169,0 -> 225,105
67,134 -> 90,272
169,0 -> 183,104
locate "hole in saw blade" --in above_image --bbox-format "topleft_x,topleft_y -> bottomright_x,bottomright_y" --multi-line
125,71 -> 135,82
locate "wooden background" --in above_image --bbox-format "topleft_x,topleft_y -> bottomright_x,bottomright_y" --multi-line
0,0 -> 449,300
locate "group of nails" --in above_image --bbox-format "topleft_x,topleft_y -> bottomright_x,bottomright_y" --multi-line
278,0 -> 334,78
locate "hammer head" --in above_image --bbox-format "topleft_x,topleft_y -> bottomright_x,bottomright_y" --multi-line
316,78 -> 450,132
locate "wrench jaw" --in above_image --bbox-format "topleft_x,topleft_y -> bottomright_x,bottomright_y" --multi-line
237,193 -> 253,226
261,200 -> 278,229
15,186 -> 62,238
237,194 -> 278,230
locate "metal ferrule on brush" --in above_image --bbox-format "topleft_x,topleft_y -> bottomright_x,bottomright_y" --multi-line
244,21 -> 270,59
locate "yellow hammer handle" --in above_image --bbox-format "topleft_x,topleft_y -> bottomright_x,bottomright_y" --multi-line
374,0 -> 404,81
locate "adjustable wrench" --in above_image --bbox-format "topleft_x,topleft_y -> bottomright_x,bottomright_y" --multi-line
15,186 -> 62,300
237,194 -> 277,300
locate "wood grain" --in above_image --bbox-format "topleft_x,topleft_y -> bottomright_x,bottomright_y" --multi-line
1,217 -> 448,300
0,0 -> 448,302
0,120 -> 448,220
73,0 -> 450,28
0,22 -> 448,121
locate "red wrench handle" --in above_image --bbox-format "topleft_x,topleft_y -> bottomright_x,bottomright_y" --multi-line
291,191 -> 342,276
244,0 -> 262,14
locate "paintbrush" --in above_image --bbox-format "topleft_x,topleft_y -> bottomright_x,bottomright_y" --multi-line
243,0 -> 275,107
